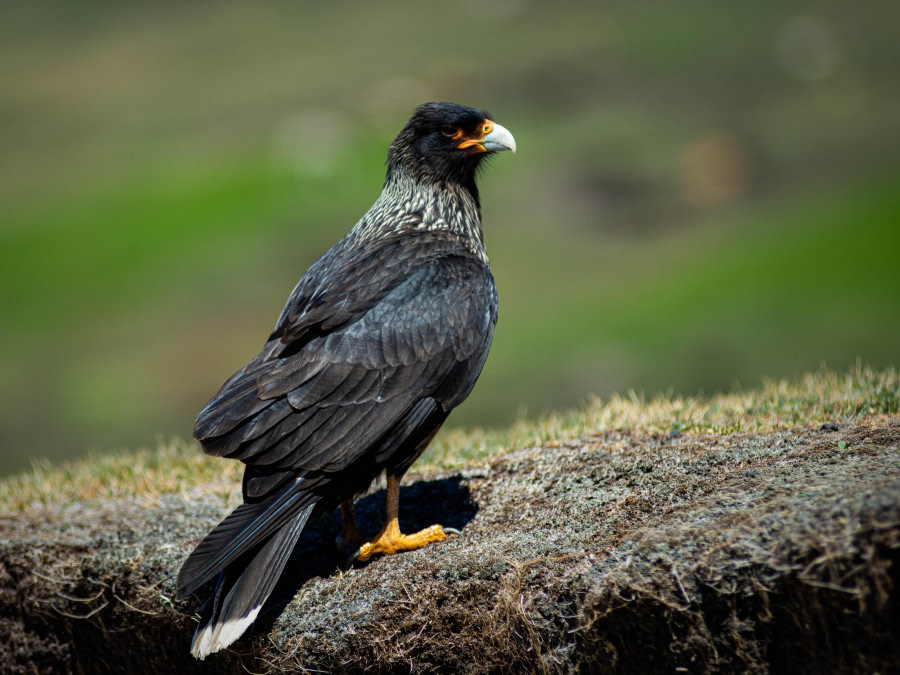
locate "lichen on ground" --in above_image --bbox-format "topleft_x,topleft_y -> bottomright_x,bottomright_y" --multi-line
0,368 -> 898,673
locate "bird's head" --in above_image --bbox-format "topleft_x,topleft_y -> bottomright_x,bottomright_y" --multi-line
387,102 -> 516,194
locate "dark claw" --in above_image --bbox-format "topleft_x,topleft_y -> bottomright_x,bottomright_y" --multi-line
342,546 -> 363,570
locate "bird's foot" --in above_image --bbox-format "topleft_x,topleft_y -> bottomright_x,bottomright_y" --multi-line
353,518 -> 459,562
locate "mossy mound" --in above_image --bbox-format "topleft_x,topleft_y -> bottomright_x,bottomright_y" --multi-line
1,415 -> 897,673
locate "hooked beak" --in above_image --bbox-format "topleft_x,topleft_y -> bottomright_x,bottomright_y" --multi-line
482,121 -> 516,154
457,120 -> 517,155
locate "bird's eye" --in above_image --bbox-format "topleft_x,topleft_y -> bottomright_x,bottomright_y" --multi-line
442,125 -> 462,139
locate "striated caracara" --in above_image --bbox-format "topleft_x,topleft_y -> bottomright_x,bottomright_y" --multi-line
176,102 -> 516,659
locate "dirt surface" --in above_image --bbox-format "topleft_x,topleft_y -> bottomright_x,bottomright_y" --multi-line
1,417 -> 898,673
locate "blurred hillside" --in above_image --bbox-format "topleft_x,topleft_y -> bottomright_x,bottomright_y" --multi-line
1,1 -> 898,474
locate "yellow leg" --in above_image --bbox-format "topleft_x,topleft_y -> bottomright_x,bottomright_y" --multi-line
355,475 -> 451,562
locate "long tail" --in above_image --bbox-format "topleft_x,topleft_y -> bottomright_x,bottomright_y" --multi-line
189,505 -> 312,659
177,478 -> 321,659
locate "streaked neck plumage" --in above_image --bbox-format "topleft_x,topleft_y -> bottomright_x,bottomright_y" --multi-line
349,166 -> 487,263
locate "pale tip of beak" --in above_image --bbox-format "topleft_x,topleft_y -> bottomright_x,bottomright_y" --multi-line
483,121 -> 516,154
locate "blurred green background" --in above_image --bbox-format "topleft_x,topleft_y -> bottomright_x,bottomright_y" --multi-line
1,1 -> 898,475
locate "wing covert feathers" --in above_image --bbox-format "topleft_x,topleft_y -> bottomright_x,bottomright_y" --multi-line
192,257 -> 495,476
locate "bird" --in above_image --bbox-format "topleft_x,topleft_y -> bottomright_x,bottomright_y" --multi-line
175,102 -> 516,659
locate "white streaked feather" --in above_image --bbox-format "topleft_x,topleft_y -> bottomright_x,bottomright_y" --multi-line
190,606 -> 261,660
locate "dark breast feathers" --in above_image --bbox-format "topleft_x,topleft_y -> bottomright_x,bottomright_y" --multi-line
193,229 -> 497,501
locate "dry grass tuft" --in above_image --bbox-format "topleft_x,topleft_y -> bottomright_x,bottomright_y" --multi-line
426,363 -> 898,467
0,440 -> 244,514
